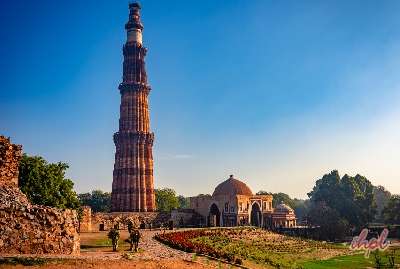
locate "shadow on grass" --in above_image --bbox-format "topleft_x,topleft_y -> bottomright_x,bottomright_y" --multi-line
0,257 -> 51,266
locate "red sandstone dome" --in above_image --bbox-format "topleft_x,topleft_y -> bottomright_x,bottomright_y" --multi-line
275,202 -> 295,213
212,175 -> 253,196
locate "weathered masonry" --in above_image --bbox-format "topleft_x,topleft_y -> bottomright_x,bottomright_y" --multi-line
0,136 -> 79,255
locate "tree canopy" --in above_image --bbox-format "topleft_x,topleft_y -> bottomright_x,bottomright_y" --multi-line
307,170 -> 376,228
382,195 -> 400,224
373,185 -> 391,221
257,191 -> 294,207
155,188 -> 179,212
177,195 -> 190,209
18,154 -> 79,210
78,190 -> 111,212
307,201 -> 349,241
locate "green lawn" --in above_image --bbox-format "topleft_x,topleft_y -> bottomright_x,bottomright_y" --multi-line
158,227 -> 399,269
303,248 -> 399,269
80,231 -> 131,251
302,254 -> 374,269
186,228 -> 350,268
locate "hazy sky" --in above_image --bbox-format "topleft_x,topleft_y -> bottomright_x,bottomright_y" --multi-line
1,0 -> 400,198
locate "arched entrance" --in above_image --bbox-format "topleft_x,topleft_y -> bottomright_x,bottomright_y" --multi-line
250,202 -> 262,227
208,203 -> 221,227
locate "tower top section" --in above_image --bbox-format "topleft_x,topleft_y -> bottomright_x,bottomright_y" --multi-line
126,2 -> 143,31
125,2 -> 143,44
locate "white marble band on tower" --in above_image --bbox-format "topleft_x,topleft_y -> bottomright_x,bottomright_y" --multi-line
128,29 -> 142,44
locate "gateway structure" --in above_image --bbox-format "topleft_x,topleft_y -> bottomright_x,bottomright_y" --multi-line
190,175 -> 297,228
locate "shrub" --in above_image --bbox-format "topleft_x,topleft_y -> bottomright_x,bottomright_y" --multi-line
107,228 -> 120,252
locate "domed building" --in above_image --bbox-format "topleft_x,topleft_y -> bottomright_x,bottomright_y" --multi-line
272,202 -> 297,228
189,175 -> 296,228
212,176 -> 253,196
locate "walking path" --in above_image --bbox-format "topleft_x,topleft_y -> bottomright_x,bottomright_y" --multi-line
0,230 -> 238,268
135,230 -> 192,261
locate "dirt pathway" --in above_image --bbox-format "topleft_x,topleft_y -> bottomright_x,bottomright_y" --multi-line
0,230 -> 230,268
135,230 -> 193,261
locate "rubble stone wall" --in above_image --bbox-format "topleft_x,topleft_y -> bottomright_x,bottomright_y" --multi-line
79,206 -> 92,232
170,209 -> 205,227
92,211 -> 170,231
0,136 -> 22,186
0,135 -> 80,255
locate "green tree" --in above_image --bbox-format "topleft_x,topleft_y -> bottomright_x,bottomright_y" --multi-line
382,195 -> 400,224
78,190 -> 111,212
308,170 -> 342,208
292,198 -> 310,222
18,154 -> 79,209
308,170 -> 376,228
155,188 -> 179,212
373,186 -> 391,222
272,192 -> 296,208
107,228 -> 120,252
307,201 -> 349,241
177,195 -> 190,209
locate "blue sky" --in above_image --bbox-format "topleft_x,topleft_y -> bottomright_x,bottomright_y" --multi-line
1,0 -> 400,198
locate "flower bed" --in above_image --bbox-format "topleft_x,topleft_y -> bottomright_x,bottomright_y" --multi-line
155,229 -> 242,264
155,228 -> 350,268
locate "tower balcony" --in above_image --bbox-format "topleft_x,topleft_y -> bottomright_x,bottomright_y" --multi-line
118,82 -> 151,94
113,131 -> 155,145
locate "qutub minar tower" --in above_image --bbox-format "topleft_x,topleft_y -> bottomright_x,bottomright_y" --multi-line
111,3 -> 156,212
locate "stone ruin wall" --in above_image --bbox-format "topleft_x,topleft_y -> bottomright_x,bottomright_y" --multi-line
170,209 -> 205,228
79,206 -> 92,232
92,212 -> 171,231
79,209 -> 205,232
0,136 -> 80,255
80,210 -> 171,232
0,136 -> 22,186
189,195 -> 213,218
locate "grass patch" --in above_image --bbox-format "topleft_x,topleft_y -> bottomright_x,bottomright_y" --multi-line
0,257 -> 50,266
80,237 -> 130,250
302,254 -> 374,269
303,248 -> 400,269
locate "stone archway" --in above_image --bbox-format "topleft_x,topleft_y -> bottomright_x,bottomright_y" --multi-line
208,203 -> 221,227
250,202 -> 262,227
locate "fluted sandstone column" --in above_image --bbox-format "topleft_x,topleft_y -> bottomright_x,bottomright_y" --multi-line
111,2 -> 156,212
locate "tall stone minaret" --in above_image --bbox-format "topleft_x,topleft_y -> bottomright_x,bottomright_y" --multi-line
111,2 -> 156,212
